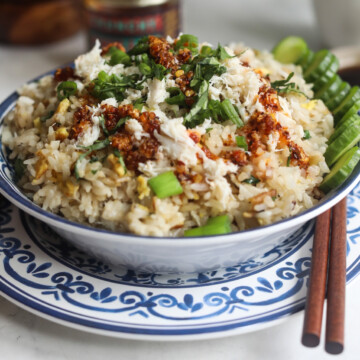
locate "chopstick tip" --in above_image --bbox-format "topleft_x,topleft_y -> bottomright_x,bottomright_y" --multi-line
325,341 -> 344,355
302,333 -> 320,348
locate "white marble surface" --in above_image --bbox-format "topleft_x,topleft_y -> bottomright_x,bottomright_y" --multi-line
0,0 -> 359,359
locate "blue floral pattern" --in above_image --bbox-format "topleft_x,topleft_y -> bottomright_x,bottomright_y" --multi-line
0,181 -> 360,337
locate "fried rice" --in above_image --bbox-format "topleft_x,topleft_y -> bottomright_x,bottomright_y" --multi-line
2,35 -> 333,236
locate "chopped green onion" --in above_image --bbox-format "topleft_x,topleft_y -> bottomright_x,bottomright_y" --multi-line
40,110 -> 55,123
127,36 -> 149,55
138,62 -> 152,76
235,135 -> 248,151
148,171 -> 183,199
221,99 -> 244,127
114,149 -> 127,174
303,130 -> 311,140
99,115 -> 109,136
109,49 -> 131,66
184,215 -> 231,237
242,175 -> 260,185
89,156 -> 99,163
184,80 -> 209,125
166,87 -> 186,106
91,169 -> 98,175
208,99 -> 223,123
206,127 -> 213,133
175,34 -> 199,53
111,116 -> 129,134
57,81 -> 77,101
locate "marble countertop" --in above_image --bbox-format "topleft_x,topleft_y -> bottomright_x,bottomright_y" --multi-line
1,1 -> 360,359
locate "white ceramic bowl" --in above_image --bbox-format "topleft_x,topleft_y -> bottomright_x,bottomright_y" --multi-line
1,71 -> 360,273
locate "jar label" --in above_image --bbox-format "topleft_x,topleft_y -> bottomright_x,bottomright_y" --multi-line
87,3 -> 180,49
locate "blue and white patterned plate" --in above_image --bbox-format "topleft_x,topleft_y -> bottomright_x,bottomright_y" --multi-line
1,181 -> 360,340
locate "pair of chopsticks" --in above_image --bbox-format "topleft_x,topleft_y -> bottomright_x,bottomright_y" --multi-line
302,197 -> 347,354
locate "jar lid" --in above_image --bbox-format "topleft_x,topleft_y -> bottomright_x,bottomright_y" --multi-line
88,0 -> 172,7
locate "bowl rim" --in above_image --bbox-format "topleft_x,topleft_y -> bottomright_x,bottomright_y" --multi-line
0,69 -> 359,245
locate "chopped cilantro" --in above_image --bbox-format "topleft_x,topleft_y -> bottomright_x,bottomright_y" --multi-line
303,130 -> 311,140
242,175 -> 260,185
235,135 -> 248,150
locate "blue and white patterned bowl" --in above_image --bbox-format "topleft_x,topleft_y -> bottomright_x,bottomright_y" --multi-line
0,71 -> 360,273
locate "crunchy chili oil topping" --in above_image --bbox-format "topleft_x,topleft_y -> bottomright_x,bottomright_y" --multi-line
243,110 -> 309,169
54,67 -> 77,82
101,42 -> 126,55
69,106 -> 92,140
258,85 -> 282,113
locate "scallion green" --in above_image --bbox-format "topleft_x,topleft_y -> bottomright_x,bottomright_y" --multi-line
175,34 -> 199,53
57,81 -> 77,101
184,215 -> 231,237
148,171 -> 183,199
221,99 -> 243,127
235,135 -> 248,151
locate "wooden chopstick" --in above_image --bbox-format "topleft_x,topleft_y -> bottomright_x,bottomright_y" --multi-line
325,197 -> 347,354
302,198 -> 347,354
302,209 -> 331,347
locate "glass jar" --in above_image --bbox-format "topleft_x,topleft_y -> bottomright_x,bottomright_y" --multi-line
0,0 -> 83,45
83,0 -> 181,49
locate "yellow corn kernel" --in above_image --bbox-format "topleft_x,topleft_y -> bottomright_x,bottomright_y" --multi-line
185,89 -> 195,97
34,156 -> 48,180
55,127 -> 69,141
62,180 -> 79,197
56,98 -> 70,114
175,69 -> 184,77
107,154 -> 125,177
33,117 -> 41,130
301,100 -> 317,111
137,175 -> 150,200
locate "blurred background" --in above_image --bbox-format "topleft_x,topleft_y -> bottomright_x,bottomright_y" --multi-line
0,0 -> 359,100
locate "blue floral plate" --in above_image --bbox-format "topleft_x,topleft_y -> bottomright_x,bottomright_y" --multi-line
1,182 -> 360,340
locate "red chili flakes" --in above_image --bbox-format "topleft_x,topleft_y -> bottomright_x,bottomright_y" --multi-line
223,150 -> 248,166
202,146 -> 218,161
101,42 -> 126,55
188,131 -> 201,144
259,85 -> 282,113
223,134 -> 233,146
288,142 -> 309,169
68,106 -> 92,140
54,67 -> 76,82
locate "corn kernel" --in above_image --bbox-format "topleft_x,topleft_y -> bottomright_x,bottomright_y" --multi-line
185,89 -> 195,97
33,117 -> 41,130
55,127 -> 69,141
137,175 -> 150,200
175,69 -> 184,78
56,98 -> 70,114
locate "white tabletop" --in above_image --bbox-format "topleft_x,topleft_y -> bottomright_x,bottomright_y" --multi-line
1,1 -> 359,359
